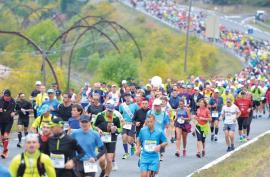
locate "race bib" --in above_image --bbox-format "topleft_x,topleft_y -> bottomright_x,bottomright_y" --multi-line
177,118 -> 185,124
64,122 -> 69,131
123,122 -> 132,130
144,140 -> 157,152
211,111 -> 219,118
101,133 -> 112,143
83,161 -> 98,173
50,153 -> 65,169
91,114 -> 97,123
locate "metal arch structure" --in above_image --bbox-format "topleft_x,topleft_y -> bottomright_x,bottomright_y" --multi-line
0,30 -> 59,87
66,25 -> 122,90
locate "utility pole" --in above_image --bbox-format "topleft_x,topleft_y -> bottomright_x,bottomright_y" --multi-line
184,0 -> 192,73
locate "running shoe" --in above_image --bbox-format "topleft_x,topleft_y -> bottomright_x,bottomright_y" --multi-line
1,150 -> 8,159
227,146 -> 231,152
175,151 -> 180,157
160,154 -> 164,161
17,143 -> 22,148
211,134 -> 214,141
231,145 -> 235,151
112,162 -> 118,171
122,153 -> 130,160
202,150 -> 205,157
214,135 -> 218,142
196,153 -> 201,158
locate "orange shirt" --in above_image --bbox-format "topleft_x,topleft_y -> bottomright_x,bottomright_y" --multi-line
196,107 -> 211,125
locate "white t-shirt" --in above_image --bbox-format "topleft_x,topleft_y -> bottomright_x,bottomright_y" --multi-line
221,104 -> 240,124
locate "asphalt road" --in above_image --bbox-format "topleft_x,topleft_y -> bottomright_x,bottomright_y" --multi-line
1,117 -> 270,177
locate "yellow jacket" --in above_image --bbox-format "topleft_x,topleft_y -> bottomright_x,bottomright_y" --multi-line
9,150 -> 56,177
32,115 -> 53,130
35,93 -> 49,108
221,93 -> 235,103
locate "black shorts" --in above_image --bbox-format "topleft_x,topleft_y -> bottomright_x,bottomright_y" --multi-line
104,142 -> 116,153
237,117 -> 248,130
122,125 -> 136,137
253,100 -> 260,108
18,118 -> 30,127
0,120 -> 14,135
75,160 -> 96,177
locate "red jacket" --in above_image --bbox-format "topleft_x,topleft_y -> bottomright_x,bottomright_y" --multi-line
235,98 -> 252,118
267,90 -> 270,105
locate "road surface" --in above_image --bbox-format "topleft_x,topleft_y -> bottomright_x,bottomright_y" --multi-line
1,117 -> 269,177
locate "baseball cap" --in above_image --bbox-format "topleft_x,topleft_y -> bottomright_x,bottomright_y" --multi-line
47,89 -> 55,94
55,90 -> 62,96
3,89 -> 11,97
80,115 -> 91,122
226,98 -> 232,103
124,93 -> 132,97
35,81 -> 42,85
153,99 -> 162,106
214,89 -> 220,93
106,103 -> 115,112
194,87 -> 200,91
122,80 -> 127,84
49,117 -> 64,127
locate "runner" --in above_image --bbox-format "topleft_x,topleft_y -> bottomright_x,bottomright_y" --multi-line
9,134 -> 56,177
38,123 -> 51,155
47,117 -> 85,177
68,104 -> 84,132
190,87 -> 204,115
147,99 -> 170,161
136,114 -> 168,177
235,91 -> 252,142
208,89 -> 223,141
72,115 -> 106,177
30,81 -> 41,119
15,92 -> 33,148
119,93 -> 139,159
57,93 -> 73,131
133,100 -> 150,137
80,82 -> 91,109
94,102 -> 122,176
35,85 -> 48,114
0,89 -> 16,159
194,99 -> 211,158
219,98 -> 241,151
31,104 -> 54,133
86,94 -> 105,123
174,100 -> 191,157
38,89 -> 59,116
161,96 -> 175,143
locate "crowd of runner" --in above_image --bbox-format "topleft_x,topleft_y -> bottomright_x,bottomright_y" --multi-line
0,67 -> 270,177
127,0 -> 270,67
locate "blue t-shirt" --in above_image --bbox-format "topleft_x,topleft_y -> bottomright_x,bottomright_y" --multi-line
138,126 -> 167,163
71,129 -> 103,161
119,102 -> 139,122
0,166 -> 11,177
147,110 -> 170,131
68,117 -> 80,129
40,99 -> 59,116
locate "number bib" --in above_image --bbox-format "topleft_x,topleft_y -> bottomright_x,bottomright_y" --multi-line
64,122 -> 69,131
123,122 -> 132,130
144,140 -> 157,152
101,133 -> 112,143
212,111 -> 219,118
50,153 -> 65,169
177,117 -> 185,124
83,161 -> 98,173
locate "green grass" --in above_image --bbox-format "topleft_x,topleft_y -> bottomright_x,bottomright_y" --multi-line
192,134 -> 270,177
248,21 -> 270,33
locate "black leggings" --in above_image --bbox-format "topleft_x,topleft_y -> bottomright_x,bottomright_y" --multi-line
237,117 -> 248,131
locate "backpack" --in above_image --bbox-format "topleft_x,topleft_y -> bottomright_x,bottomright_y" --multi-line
17,152 -> 46,177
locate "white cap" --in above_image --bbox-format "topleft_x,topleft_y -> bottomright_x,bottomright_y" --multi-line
35,81 -> 42,85
122,80 -> 127,84
214,89 -> 220,93
153,99 -> 162,106
194,87 -> 200,91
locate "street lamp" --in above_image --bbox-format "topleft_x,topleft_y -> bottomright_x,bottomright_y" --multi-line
184,0 -> 192,73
